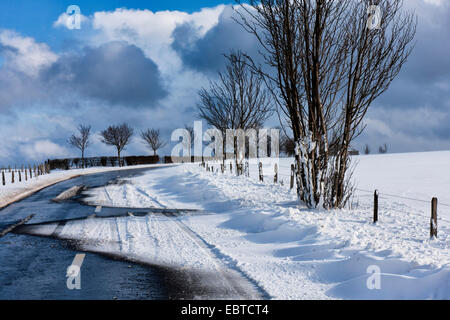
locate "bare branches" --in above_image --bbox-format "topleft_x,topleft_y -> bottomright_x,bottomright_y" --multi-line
68,124 -> 91,168
197,50 -> 273,133
140,129 -> 167,155
236,0 -> 416,209
100,123 -> 134,167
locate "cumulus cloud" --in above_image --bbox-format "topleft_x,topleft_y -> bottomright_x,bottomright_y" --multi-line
44,41 -> 167,107
19,140 -> 71,161
89,6 -> 225,75
172,5 -> 262,73
0,29 -> 57,77
0,31 -> 55,112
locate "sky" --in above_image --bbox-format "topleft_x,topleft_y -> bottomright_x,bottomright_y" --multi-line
0,0 -> 449,165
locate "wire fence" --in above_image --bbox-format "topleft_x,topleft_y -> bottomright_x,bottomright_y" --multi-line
201,159 -> 448,237
355,188 -> 450,207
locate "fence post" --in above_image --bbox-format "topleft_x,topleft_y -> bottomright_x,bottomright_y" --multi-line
230,162 -> 232,173
25,169 -> 28,181
373,190 -> 378,223
259,162 -> 264,182
11,170 -> 14,184
2,171 -> 5,186
290,164 -> 295,190
19,171 -> 21,182
29,166 -> 32,179
431,197 -> 438,238
274,163 -> 278,183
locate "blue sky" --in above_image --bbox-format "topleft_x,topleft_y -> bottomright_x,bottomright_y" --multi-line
0,0 -> 449,166
0,0 -> 234,50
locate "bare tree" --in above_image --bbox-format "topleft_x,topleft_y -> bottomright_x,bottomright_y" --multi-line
68,124 -> 91,168
364,144 -> 371,155
100,123 -> 134,167
237,0 -> 416,209
197,50 -> 272,168
141,129 -> 167,156
379,143 -> 388,154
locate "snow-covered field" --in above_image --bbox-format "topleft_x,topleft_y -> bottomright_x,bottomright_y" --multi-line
0,164 -> 172,209
77,151 -> 450,299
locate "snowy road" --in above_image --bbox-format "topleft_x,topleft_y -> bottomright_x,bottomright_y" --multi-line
0,167 -> 265,299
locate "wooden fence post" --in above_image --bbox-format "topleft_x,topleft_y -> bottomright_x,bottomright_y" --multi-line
373,190 -> 378,223
431,197 -> 438,238
19,171 -> 21,182
25,169 -> 28,181
259,162 -> 263,182
274,163 -> 278,183
29,166 -> 32,179
290,164 -> 295,189
2,171 -> 5,186
11,170 -> 14,184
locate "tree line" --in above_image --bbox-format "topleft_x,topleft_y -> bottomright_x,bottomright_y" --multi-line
69,124 -> 167,168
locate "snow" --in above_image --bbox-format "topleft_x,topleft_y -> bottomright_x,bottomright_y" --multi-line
14,151 -> 450,299
0,164 -> 173,209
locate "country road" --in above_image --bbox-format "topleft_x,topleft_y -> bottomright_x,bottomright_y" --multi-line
0,167 -> 266,300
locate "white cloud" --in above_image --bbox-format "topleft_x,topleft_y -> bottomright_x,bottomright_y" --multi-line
423,0 -> 445,6
88,6 -> 225,75
19,140 -> 71,161
0,29 -> 58,77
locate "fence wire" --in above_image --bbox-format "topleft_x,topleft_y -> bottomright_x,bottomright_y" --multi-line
355,188 -> 450,207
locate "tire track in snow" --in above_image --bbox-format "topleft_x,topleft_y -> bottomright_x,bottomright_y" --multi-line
163,212 -> 270,300
145,215 -> 161,262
